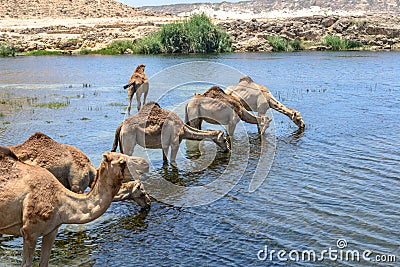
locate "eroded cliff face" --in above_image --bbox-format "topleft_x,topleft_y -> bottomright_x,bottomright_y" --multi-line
143,0 -> 400,18
219,14 -> 400,52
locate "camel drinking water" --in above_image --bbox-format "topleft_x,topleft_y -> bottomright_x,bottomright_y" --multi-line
225,76 -> 305,129
123,64 -> 149,114
0,150 -> 149,267
112,101 -> 230,165
185,86 -> 272,136
7,132 -> 151,208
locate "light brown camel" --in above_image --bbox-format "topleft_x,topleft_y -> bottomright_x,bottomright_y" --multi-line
123,64 -> 149,114
9,132 -> 97,194
111,102 -> 230,165
185,86 -> 272,136
7,133 -> 151,209
0,150 -> 149,267
225,76 -> 305,128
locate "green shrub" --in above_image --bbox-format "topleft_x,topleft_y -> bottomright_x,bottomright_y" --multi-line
288,38 -> 304,51
134,14 -> 231,54
323,35 -> 363,50
267,36 -> 288,52
96,40 -> 135,55
0,43 -> 15,57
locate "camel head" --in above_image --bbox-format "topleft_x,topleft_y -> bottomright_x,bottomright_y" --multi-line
258,115 -> 272,135
214,131 -> 230,152
292,111 -> 305,129
134,64 -> 146,73
100,152 -> 149,183
127,180 -> 151,210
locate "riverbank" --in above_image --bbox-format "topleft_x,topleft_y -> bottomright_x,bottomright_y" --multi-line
1,13 -> 399,54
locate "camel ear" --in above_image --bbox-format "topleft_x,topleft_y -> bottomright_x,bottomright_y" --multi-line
102,153 -> 110,162
118,157 -> 126,165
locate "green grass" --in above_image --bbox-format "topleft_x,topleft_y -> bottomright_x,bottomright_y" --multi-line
32,101 -> 69,109
95,40 -> 136,55
0,112 -> 4,117
23,50 -> 64,56
323,35 -> 363,50
0,43 -> 15,57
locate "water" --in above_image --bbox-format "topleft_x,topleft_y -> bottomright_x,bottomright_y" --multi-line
0,52 -> 399,266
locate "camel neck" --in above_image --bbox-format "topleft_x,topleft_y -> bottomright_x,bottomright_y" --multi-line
58,167 -> 121,224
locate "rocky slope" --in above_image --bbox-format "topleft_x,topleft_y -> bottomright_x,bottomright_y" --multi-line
0,0 -> 150,19
143,0 -> 400,18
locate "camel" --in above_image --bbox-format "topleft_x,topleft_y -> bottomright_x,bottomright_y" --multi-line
111,102 -> 230,165
9,132 -> 97,194
123,64 -> 149,114
0,150 -> 149,267
185,86 -> 272,136
225,76 -> 305,128
7,133 -> 151,209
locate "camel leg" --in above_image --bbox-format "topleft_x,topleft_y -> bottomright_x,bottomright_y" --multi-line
136,92 -> 142,111
39,228 -> 59,267
162,145 -> 169,165
127,88 -> 134,115
226,122 -> 237,137
170,139 -> 180,166
143,87 -> 148,106
21,230 -> 39,267
121,130 -> 136,156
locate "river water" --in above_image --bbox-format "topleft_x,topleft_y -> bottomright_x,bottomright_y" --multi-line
0,52 -> 399,266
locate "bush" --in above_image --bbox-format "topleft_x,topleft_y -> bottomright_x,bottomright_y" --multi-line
0,43 -> 15,57
323,35 -> 363,50
134,14 -> 231,54
96,40 -> 136,55
267,36 -> 288,52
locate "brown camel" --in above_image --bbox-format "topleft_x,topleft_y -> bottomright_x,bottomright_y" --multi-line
185,86 -> 272,136
123,64 -> 149,114
225,76 -> 305,128
9,132 -> 97,194
112,102 -> 230,165
7,133 -> 151,209
0,150 -> 149,267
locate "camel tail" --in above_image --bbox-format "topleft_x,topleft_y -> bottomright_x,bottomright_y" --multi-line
111,124 -> 123,153
123,81 -> 136,90
184,103 -> 189,125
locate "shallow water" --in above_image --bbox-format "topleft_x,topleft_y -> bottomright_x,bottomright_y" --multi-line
0,52 -> 399,266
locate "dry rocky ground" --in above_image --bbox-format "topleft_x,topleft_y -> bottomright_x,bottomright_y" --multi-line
0,0 -> 399,53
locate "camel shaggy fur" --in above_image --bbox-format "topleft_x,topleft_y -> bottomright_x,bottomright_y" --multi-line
185,86 -> 272,136
225,76 -> 305,128
9,132 -> 96,194
112,102 -> 230,165
0,150 -> 149,267
123,64 -> 149,114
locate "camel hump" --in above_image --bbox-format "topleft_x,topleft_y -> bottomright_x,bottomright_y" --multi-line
239,76 -> 254,83
0,146 -> 18,160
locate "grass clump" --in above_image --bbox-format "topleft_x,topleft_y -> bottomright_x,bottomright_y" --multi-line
0,43 -> 15,57
267,36 -> 304,52
32,101 -> 69,109
23,50 -> 64,56
323,35 -> 363,50
96,40 -> 136,55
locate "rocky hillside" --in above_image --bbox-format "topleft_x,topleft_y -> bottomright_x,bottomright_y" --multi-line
0,0 -> 150,19
143,0 -> 400,18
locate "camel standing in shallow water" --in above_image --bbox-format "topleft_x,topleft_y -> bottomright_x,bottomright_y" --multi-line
123,64 -> 149,114
6,132 -> 150,208
0,150 -> 149,267
112,102 -> 230,165
9,132 -> 96,194
225,76 -> 305,129
185,86 -> 272,136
